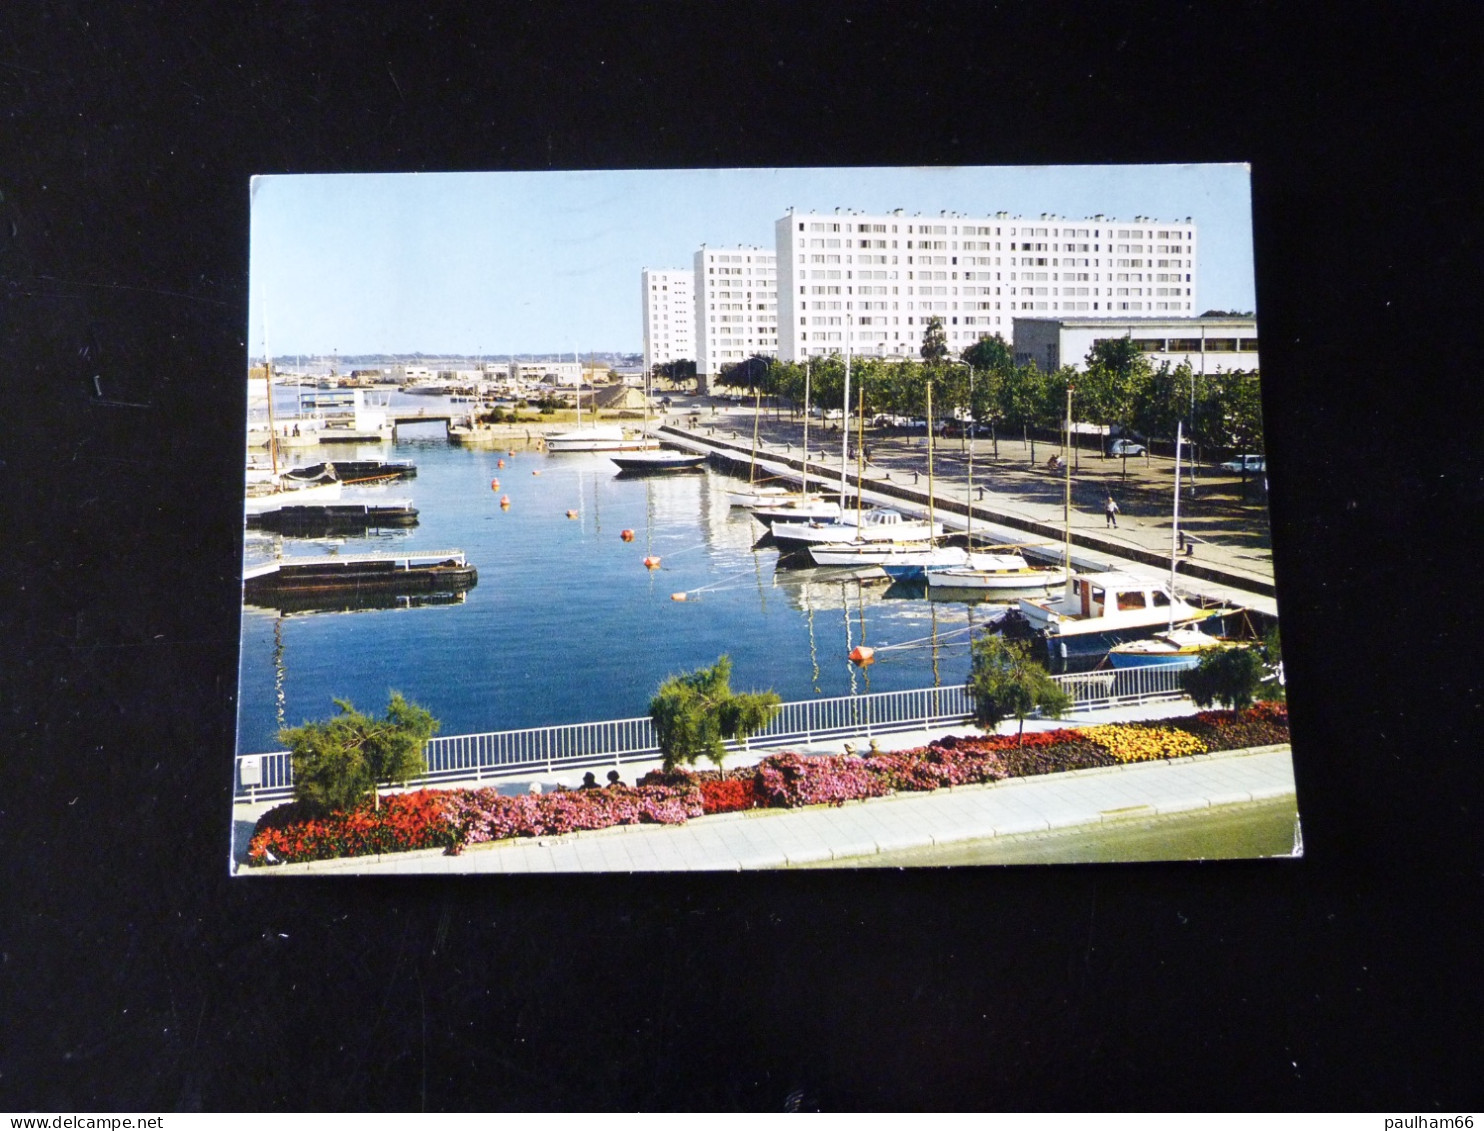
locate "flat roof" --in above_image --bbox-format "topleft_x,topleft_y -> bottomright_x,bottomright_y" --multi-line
1014,316 -> 1256,329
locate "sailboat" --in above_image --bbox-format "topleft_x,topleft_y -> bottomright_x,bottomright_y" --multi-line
1106,420 -> 1239,669
610,367 -> 706,472
544,350 -> 653,452
730,360 -> 841,519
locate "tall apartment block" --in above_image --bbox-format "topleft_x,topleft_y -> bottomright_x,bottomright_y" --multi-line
641,267 -> 696,374
775,208 -> 1197,361
693,245 -> 778,380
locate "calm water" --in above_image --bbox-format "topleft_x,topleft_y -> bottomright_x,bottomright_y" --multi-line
237,408 -> 1007,753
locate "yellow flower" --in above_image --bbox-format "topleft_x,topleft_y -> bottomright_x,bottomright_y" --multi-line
1085,724 -> 1207,764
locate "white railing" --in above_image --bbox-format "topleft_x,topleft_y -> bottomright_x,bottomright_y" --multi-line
233,664 -> 1189,802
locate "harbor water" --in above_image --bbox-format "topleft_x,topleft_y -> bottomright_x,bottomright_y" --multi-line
238,409 -> 1023,755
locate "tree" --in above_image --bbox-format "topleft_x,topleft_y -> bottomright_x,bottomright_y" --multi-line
1179,647 -> 1266,710
919,315 -> 949,365
648,655 -> 781,772
282,692 -> 440,814
966,634 -> 1073,744
1081,336 -> 1154,475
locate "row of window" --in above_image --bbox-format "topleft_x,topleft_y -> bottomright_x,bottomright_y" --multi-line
797,221 -> 1192,240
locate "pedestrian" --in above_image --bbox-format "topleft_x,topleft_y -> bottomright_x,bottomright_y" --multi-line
606,769 -> 625,788
579,771 -> 599,790
1104,495 -> 1120,528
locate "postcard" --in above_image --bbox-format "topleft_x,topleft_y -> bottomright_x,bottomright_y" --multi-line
233,165 -> 1295,873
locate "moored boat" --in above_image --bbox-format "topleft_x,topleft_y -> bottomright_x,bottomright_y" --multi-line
610,450 -> 707,472
243,550 -> 476,604
771,507 -> 943,547
925,552 -> 1069,590
544,424 -> 653,452
1012,570 -> 1214,647
1105,626 -> 1242,669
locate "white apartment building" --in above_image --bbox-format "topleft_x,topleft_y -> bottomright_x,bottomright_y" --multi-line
641,268 -> 696,373
693,245 -> 778,380
1013,316 -> 1257,374
775,208 -> 1197,362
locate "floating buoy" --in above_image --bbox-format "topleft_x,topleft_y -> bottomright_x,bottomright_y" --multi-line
490,478 -> 500,491
849,645 -> 876,667
507,450 -> 515,457
671,592 -> 688,601
532,469 -> 541,476
500,495 -> 511,509
620,529 -> 635,542
566,509 -> 578,519
497,458 -> 505,468
643,555 -> 662,570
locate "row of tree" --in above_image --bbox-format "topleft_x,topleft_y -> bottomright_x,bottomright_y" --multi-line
708,319 -> 1263,463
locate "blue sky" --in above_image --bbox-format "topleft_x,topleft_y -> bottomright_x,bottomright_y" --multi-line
248,165 -> 1254,358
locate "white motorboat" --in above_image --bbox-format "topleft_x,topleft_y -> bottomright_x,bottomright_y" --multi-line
1014,570 -> 1214,642
770,507 -> 943,547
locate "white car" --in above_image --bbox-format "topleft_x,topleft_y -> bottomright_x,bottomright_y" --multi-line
1108,438 -> 1146,457
1221,453 -> 1266,473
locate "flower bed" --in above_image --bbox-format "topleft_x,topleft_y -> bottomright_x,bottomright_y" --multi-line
247,706 -> 1289,866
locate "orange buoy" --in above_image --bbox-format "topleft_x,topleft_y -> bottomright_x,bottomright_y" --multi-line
620,529 -> 635,542
497,458 -> 505,468
671,592 -> 688,601
643,555 -> 661,570
507,450 -> 515,457
566,509 -> 578,519
490,478 -> 500,491
500,495 -> 511,509
532,469 -> 541,476
849,645 -> 876,667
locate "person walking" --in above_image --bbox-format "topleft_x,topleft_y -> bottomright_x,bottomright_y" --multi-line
1104,495 -> 1120,528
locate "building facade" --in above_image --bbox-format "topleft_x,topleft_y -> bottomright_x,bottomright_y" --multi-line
641,268 -> 696,374
775,208 -> 1198,362
1012,316 -> 1258,374
693,245 -> 778,380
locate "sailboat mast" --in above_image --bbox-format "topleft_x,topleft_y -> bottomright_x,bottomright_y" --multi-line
750,383 -> 762,485
802,359 -> 811,502
966,366 -> 974,550
925,378 -> 935,535
1063,382 -> 1073,581
264,356 -> 279,477
1170,419 -> 1184,631
856,375 -> 865,525
839,335 -> 852,509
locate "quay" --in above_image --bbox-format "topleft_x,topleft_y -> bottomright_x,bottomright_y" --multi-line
652,407 -> 1276,615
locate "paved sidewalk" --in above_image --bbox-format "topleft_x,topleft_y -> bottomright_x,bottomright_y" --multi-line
237,743 -> 1295,875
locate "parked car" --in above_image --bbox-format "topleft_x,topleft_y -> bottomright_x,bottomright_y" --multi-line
1109,438 -> 1147,457
1220,454 -> 1266,473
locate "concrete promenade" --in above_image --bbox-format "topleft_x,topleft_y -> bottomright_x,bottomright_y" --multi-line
657,399 -> 1276,615
236,730 -> 1297,875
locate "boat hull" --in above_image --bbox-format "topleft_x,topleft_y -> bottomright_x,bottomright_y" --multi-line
610,452 -> 707,472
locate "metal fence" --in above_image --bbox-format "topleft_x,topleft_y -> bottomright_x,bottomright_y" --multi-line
233,664 -> 1189,803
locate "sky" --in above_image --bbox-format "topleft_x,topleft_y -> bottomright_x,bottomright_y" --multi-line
248,164 -> 1254,359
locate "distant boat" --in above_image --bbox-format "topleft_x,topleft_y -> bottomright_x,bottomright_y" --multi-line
243,550 -> 476,608
749,496 -> 843,525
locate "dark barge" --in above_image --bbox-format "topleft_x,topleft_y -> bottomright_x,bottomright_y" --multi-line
245,502 -> 419,534
243,550 -> 477,609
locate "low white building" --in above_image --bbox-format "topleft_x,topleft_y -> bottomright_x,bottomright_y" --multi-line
641,268 -> 696,374
1012,316 -> 1258,374
508,361 -> 583,386
775,207 -> 1198,361
694,245 -> 777,380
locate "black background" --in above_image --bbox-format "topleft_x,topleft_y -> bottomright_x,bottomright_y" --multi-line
2,2 -> 1479,1112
